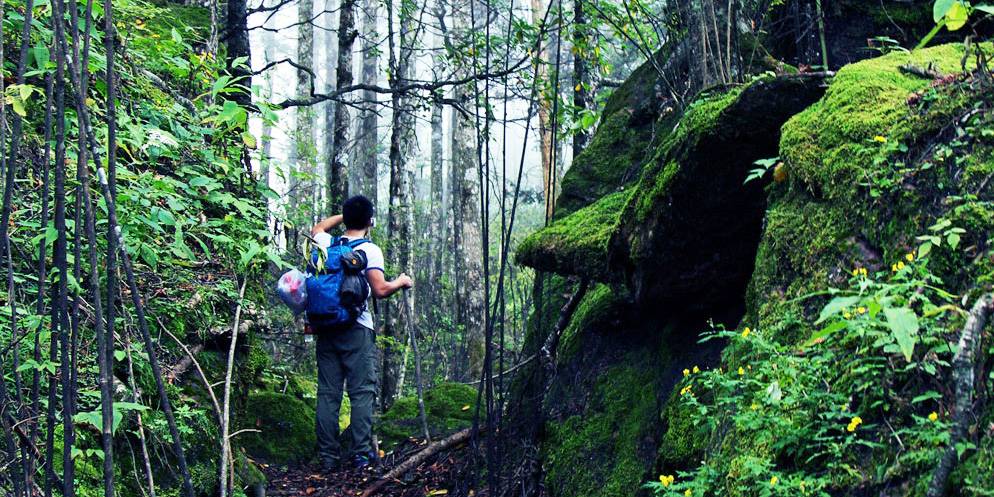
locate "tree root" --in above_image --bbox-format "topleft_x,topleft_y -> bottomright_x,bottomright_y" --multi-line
360,428 -> 473,497
926,294 -> 993,497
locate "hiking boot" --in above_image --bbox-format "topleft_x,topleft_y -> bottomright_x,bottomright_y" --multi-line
320,458 -> 341,473
350,452 -> 375,471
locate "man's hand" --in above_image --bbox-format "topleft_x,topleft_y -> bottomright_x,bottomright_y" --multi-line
396,273 -> 414,289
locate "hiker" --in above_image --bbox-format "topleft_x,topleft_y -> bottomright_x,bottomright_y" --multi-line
308,195 -> 414,471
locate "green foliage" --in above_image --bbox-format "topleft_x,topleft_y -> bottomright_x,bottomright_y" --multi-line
651,255 -> 962,497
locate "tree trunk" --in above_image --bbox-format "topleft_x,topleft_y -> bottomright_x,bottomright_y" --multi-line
572,0 -> 590,156
428,1 -> 447,335
225,0 -> 252,107
451,0 -> 486,380
530,0 -> 555,222
328,0 -> 357,210
381,0 -> 416,409
354,0 -> 380,204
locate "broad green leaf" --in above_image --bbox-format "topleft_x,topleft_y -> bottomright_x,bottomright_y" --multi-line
946,1 -> 970,30
918,241 -> 933,258
884,307 -> 919,362
816,296 -> 860,324
976,3 -> 994,13
934,0 -> 955,22
947,232 -> 961,249
242,131 -> 257,149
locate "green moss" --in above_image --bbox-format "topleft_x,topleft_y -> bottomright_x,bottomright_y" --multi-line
237,392 -> 317,464
634,87 -> 746,223
516,190 -> 630,278
543,361 -> 660,497
378,382 -> 479,449
558,284 -> 629,362
556,48 -> 681,218
656,388 -> 709,471
780,44 -> 972,202
557,112 -> 653,217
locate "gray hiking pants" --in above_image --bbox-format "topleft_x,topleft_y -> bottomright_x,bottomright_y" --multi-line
315,323 -> 378,463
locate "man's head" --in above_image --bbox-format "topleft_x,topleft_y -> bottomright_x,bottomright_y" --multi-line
342,195 -> 375,230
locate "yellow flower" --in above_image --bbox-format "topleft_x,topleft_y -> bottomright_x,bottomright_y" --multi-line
659,475 -> 675,486
844,311 -> 853,319
847,416 -> 863,432
737,367 -> 745,376
741,327 -> 751,338
770,476 -> 779,486
683,368 -> 690,377
897,261 -> 906,270
928,411 -> 939,422
857,306 -> 866,314
684,490 -> 692,497
852,268 -> 860,276
892,263 -> 898,272
860,267 -> 868,276
873,135 -> 887,143
751,403 -> 760,410
692,366 -> 700,374
906,252 -> 915,262
680,386 -> 692,396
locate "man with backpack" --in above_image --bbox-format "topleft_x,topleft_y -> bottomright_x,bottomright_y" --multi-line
308,195 -> 414,472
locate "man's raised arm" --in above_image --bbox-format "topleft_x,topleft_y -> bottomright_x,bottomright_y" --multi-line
311,214 -> 343,235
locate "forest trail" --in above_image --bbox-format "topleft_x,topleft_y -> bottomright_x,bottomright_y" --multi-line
262,436 -> 477,497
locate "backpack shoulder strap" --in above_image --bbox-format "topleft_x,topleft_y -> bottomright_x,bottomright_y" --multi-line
346,238 -> 370,249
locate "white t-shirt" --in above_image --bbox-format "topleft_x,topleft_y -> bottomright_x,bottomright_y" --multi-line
314,232 -> 383,330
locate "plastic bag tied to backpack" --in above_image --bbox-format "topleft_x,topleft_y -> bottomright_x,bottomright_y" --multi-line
277,268 -> 308,314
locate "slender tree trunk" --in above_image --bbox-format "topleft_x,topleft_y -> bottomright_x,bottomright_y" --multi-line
291,0 -> 316,232
219,280 -> 248,497
329,0 -> 357,210
530,0 -> 554,221
428,2 -> 447,327
226,0 -> 252,107
381,0 -> 416,408
572,0 -> 590,156
355,0 -> 380,203
452,0 -> 486,380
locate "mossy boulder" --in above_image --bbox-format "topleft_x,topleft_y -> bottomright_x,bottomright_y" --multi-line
378,382 -> 479,449
516,191 -> 630,279
237,392 -> 317,465
616,76 -> 828,312
544,362 -> 661,497
557,50 -> 681,218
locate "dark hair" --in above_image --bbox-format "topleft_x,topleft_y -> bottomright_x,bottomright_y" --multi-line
342,195 -> 375,230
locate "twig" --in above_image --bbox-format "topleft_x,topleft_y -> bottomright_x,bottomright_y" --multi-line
219,278 -> 248,497
899,64 -> 943,80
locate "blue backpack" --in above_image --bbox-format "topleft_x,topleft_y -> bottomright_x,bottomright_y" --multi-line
306,237 -> 370,328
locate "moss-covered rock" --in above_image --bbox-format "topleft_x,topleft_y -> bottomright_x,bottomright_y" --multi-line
544,362 -> 661,497
237,392 -> 317,465
556,50 -> 681,218
516,191 -> 630,279
378,382 -> 479,449
781,43 -> 973,202
616,76 -> 828,312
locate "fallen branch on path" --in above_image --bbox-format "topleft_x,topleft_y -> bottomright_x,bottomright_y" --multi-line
926,293 -> 992,497
360,428 -> 473,497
